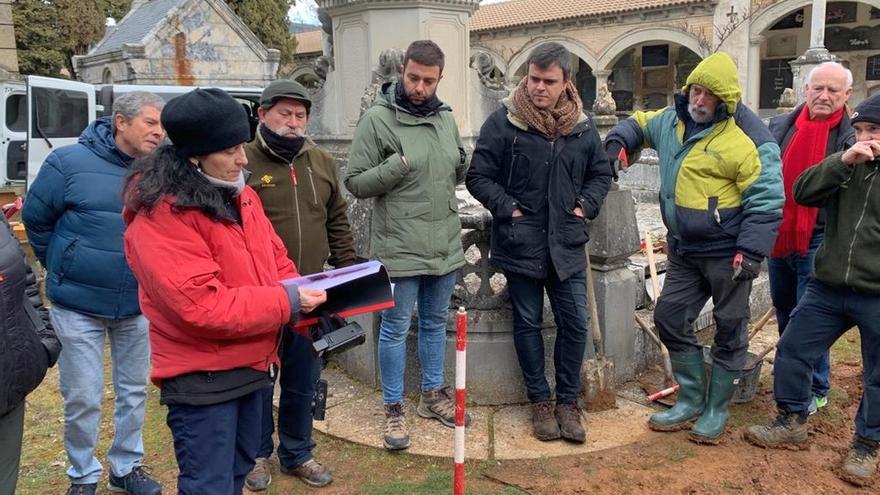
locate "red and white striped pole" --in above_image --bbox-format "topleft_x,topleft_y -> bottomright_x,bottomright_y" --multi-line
453,307 -> 467,495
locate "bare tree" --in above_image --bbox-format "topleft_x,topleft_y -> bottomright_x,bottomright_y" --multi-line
680,0 -> 773,54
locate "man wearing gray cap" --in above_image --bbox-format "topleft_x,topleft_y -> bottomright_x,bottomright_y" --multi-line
243,79 -> 356,490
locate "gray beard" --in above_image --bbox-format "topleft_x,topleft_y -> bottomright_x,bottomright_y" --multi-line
688,104 -> 713,124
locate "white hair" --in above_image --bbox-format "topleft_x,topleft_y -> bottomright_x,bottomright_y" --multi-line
806,62 -> 853,88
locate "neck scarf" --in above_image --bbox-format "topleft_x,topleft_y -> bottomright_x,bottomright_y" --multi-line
511,77 -> 582,138
394,81 -> 443,117
259,124 -> 305,163
199,169 -> 246,197
771,106 -> 845,257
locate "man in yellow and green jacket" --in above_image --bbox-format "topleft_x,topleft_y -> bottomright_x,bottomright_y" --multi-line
605,52 -> 783,444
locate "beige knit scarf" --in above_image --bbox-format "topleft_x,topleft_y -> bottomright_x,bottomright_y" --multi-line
511,77 -> 583,138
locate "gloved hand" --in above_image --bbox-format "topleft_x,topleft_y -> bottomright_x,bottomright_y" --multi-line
732,253 -> 761,282
605,141 -> 628,181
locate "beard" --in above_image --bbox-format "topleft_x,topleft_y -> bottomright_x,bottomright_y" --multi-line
688,103 -> 714,124
270,124 -> 305,138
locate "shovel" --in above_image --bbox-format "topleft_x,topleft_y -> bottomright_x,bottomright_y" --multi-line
581,245 -> 617,412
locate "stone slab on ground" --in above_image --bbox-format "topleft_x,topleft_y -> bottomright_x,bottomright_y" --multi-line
492,399 -> 653,460
281,367 -> 654,461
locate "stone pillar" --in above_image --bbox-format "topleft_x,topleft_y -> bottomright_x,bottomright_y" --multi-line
593,70 -> 611,103
0,0 -> 20,78
790,0 -> 837,102
315,0 -> 479,138
586,188 -> 641,381
745,35 -> 763,111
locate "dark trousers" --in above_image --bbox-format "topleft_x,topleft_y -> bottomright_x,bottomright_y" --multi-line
506,269 -> 589,404
166,389 -> 263,495
768,238 -> 830,397
774,279 -> 880,440
0,402 -> 25,495
257,330 -> 320,469
654,253 -> 752,371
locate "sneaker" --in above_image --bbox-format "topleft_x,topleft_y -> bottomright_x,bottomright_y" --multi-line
383,402 -> 411,450
281,458 -> 333,488
244,456 -> 272,491
531,400 -> 561,441
744,410 -> 809,450
108,466 -> 162,495
808,395 -> 828,416
66,484 -> 97,495
838,435 -> 879,487
417,385 -> 472,428
555,402 -> 586,443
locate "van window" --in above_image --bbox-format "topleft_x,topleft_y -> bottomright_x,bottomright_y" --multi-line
5,94 -> 26,132
31,87 -> 89,138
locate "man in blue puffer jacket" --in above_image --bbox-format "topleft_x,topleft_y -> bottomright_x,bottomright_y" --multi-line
22,91 -> 164,495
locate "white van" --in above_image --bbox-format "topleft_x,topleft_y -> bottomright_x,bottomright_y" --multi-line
1,76 -> 263,191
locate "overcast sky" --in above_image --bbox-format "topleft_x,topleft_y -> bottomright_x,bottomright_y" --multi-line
288,0 -> 510,25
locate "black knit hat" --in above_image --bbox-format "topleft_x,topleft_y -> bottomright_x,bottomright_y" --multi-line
851,93 -> 880,126
161,88 -> 251,158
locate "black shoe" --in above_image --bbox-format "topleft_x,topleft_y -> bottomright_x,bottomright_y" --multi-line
108,466 -> 162,495
66,484 -> 97,495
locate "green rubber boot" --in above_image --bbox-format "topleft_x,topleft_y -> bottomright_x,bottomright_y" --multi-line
689,364 -> 740,444
648,350 -> 706,431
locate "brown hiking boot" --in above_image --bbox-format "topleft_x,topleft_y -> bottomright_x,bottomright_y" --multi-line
836,436 -> 879,487
531,400 -> 561,441
281,458 -> 333,488
744,411 -> 809,450
555,402 -> 586,443
244,456 -> 272,491
417,385 -> 472,428
383,402 -> 411,450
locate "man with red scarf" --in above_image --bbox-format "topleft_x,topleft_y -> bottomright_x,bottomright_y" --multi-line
766,62 -> 854,415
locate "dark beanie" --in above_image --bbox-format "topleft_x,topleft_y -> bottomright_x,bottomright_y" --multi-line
851,93 -> 880,126
161,88 -> 251,158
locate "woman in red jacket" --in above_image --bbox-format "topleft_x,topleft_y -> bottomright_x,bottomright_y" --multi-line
122,88 -> 326,495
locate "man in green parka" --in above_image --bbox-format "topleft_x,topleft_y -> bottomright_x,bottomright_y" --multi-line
345,40 -> 469,451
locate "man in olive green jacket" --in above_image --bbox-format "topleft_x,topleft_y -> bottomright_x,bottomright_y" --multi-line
345,40 -> 468,451
244,80 -> 356,491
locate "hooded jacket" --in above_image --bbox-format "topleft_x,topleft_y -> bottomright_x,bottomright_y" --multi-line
794,152 -> 880,294
22,117 -> 142,319
0,217 -> 60,416
606,52 -> 784,260
123,149 -> 300,384
345,82 -> 467,278
245,127 -> 356,275
466,94 -> 612,281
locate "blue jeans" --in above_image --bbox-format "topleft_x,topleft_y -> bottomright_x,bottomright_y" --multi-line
506,270 -> 589,404
773,279 -> 880,441
167,390 -> 263,494
768,237 -> 830,397
378,271 -> 457,404
50,305 -> 149,484
257,329 -> 321,469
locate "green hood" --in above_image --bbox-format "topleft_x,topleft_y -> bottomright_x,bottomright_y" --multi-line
683,51 -> 741,114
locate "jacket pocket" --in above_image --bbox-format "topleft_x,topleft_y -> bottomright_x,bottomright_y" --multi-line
505,153 -> 531,195
675,197 -> 726,241
562,212 -> 590,248
387,200 -> 433,258
57,238 -> 78,284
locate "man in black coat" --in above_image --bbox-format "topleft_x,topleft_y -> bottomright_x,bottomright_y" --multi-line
0,214 -> 61,493
466,42 -> 612,443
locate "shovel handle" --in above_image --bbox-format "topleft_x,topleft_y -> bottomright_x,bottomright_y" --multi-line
644,233 -> 662,302
635,313 -> 674,386
747,341 -> 778,369
585,245 -> 604,354
747,307 -> 776,342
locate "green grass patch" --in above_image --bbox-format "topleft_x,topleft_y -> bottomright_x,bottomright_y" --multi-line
358,468 -> 451,495
831,329 -> 861,363
666,443 -> 697,463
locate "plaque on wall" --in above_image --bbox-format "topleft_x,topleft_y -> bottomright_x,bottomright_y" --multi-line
642,45 -> 669,67
770,9 -> 804,30
766,34 -> 798,58
867,55 -> 880,81
760,59 -> 794,109
825,25 -> 880,51
826,2 -> 857,25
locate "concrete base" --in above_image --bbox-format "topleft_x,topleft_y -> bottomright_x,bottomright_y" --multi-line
301,366 -> 653,460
